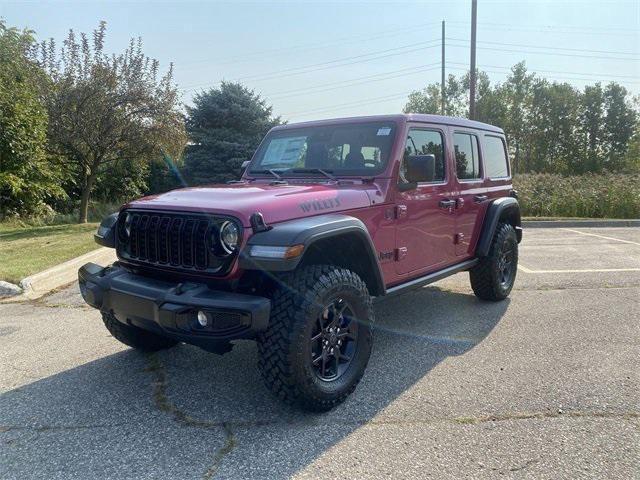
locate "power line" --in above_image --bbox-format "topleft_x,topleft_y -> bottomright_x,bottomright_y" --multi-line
447,61 -> 640,81
447,42 -> 640,62
447,20 -> 639,33
236,38 -> 441,82
447,37 -> 639,57
283,90 -> 414,118
264,63 -> 441,100
176,21 -> 442,69
181,40 -> 441,91
446,23 -> 637,38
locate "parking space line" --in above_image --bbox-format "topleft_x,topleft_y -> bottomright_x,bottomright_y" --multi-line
518,264 -> 640,274
563,228 -> 640,246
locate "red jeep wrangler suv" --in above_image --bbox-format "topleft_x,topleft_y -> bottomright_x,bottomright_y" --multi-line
79,114 -> 522,410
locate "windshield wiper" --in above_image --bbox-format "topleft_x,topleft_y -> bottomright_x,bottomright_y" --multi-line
283,168 -> 336,180
250,169 -> 284,180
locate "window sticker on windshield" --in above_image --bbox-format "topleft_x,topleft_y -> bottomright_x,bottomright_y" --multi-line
262,137 -> 307,166
376,127 -> 391,136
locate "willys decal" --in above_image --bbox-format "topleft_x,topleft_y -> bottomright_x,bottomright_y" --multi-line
299,197 -> 341,213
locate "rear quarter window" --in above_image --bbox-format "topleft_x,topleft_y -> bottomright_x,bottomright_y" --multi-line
483,135 -> 509,178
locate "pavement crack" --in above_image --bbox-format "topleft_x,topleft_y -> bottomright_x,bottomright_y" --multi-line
450,410 -> 639,426
509,458 -> 539,472
0,422 -> 131,433
203,422 -> 237,480
145,353 -> 238,479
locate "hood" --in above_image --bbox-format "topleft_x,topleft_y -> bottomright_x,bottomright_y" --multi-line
125,181 -> 383,226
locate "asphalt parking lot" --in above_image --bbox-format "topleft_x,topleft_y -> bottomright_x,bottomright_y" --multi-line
1,227 -> 639,479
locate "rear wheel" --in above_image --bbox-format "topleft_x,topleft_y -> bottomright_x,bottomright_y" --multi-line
470,222 -> 518,301
257,265 -> 373,411
101,312 -> 179,351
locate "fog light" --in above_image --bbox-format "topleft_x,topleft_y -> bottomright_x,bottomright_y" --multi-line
197,311 -> 210,327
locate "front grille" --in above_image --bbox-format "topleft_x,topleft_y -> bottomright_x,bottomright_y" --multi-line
116,210 -> 240,274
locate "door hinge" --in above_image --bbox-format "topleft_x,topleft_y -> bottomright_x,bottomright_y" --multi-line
395,204 -> 408,219
395,247 -> 408,261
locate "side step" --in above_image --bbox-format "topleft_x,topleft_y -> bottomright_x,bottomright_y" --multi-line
380,258 -> 479,300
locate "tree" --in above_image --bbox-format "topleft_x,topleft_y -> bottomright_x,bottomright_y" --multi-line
183,82 -> 281,185
602,83 -> 637,171
402,62 -> 639,176
403,74 -> 467,117
0,21 -> 63,217
38,22 -> 187,222
622,124 -> 640,172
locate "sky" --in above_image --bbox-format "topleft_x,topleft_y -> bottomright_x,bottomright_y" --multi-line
2,0 -> 639,123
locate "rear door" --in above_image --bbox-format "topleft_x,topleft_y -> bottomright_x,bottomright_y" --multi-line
395,125 -> 457,276
451,129 -> 488,257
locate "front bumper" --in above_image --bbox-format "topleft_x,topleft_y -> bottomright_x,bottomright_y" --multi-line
78,263 -> 271,347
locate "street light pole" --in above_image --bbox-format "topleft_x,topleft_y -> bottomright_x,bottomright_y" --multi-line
469,0 -> 477,120
441,20 -> 445,115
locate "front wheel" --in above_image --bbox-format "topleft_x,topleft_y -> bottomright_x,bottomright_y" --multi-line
470,222 -> 518,301
257,265 -> 374,411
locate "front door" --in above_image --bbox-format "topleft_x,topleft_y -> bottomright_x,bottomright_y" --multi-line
451,130 -> 488,257
395,126 -> 457,276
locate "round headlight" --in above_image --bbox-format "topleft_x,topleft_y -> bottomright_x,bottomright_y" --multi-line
219,221 -> 239,254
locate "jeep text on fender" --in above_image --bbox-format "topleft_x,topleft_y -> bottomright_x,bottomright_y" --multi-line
81,114 -> 522,411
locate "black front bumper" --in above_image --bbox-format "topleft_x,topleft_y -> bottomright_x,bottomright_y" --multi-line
78,263 -> 271,347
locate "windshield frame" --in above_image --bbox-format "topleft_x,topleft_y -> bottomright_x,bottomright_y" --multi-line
246,121 -> 400,178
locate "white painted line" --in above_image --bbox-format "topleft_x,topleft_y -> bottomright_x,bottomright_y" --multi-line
518,264 -> 640,274
563,228 -> 640,246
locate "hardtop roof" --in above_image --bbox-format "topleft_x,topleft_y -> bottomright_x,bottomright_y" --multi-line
271,113 -> 504,134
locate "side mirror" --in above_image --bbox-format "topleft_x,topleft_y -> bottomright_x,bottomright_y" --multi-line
241,160 -> 251,174
405,154 -> 435,183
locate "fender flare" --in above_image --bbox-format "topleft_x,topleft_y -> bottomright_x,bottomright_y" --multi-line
476,197 -> 522,257
239,213 -> 386,296
94,212 -> 118,248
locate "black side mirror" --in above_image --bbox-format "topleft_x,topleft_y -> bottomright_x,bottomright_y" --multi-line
405,154 -> 435,183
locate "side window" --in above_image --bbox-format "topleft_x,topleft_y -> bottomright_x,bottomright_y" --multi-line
401,129 -> 445,183
453,133 -> 481,180
483,135 -> 509,178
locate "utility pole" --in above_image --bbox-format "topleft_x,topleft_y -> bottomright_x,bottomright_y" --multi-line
469,0 -> 478,120
441,20 -> 445,115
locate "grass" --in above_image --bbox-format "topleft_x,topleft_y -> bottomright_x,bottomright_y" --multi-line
514,173 -> 640,219
0,222 -> 99,284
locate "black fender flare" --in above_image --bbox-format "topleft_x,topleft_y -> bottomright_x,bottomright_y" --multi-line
239,213 -> 386,296
476,197 -> 522,257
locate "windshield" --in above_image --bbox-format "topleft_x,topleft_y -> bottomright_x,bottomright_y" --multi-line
249,122 -> 397,176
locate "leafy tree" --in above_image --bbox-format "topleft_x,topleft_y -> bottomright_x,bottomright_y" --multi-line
0,21 -> 63,217
403,73 -> 467,117
622,124 -> 640,172
501,62 -> 535,173
183,82 -> 281,185
38,22 -> 187,222
402,62 -> 638,175
580,83 -> 604,172
602,83 -> 637,171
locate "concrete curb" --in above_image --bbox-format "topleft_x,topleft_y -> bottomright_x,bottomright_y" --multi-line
522,219 -> 640,228
2,247 -> 117,302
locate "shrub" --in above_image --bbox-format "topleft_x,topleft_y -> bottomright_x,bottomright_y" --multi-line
514,173 -> 640,218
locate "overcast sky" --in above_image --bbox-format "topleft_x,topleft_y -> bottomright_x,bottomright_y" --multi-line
2,0 -> 639,122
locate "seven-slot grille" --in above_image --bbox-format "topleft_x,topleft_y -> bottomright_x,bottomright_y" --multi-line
117,211 -> 237,273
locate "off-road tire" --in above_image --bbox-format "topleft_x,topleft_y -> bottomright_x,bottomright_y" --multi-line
257,265 -> 374,411
470,222 -> 518,301
101,312 -> 179,351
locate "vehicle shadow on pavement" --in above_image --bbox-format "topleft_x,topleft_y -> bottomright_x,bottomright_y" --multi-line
0,283 -> 509,479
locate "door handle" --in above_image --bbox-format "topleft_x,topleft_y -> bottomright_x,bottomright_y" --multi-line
474,195 -> 488,203
439,199 -> 456,209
